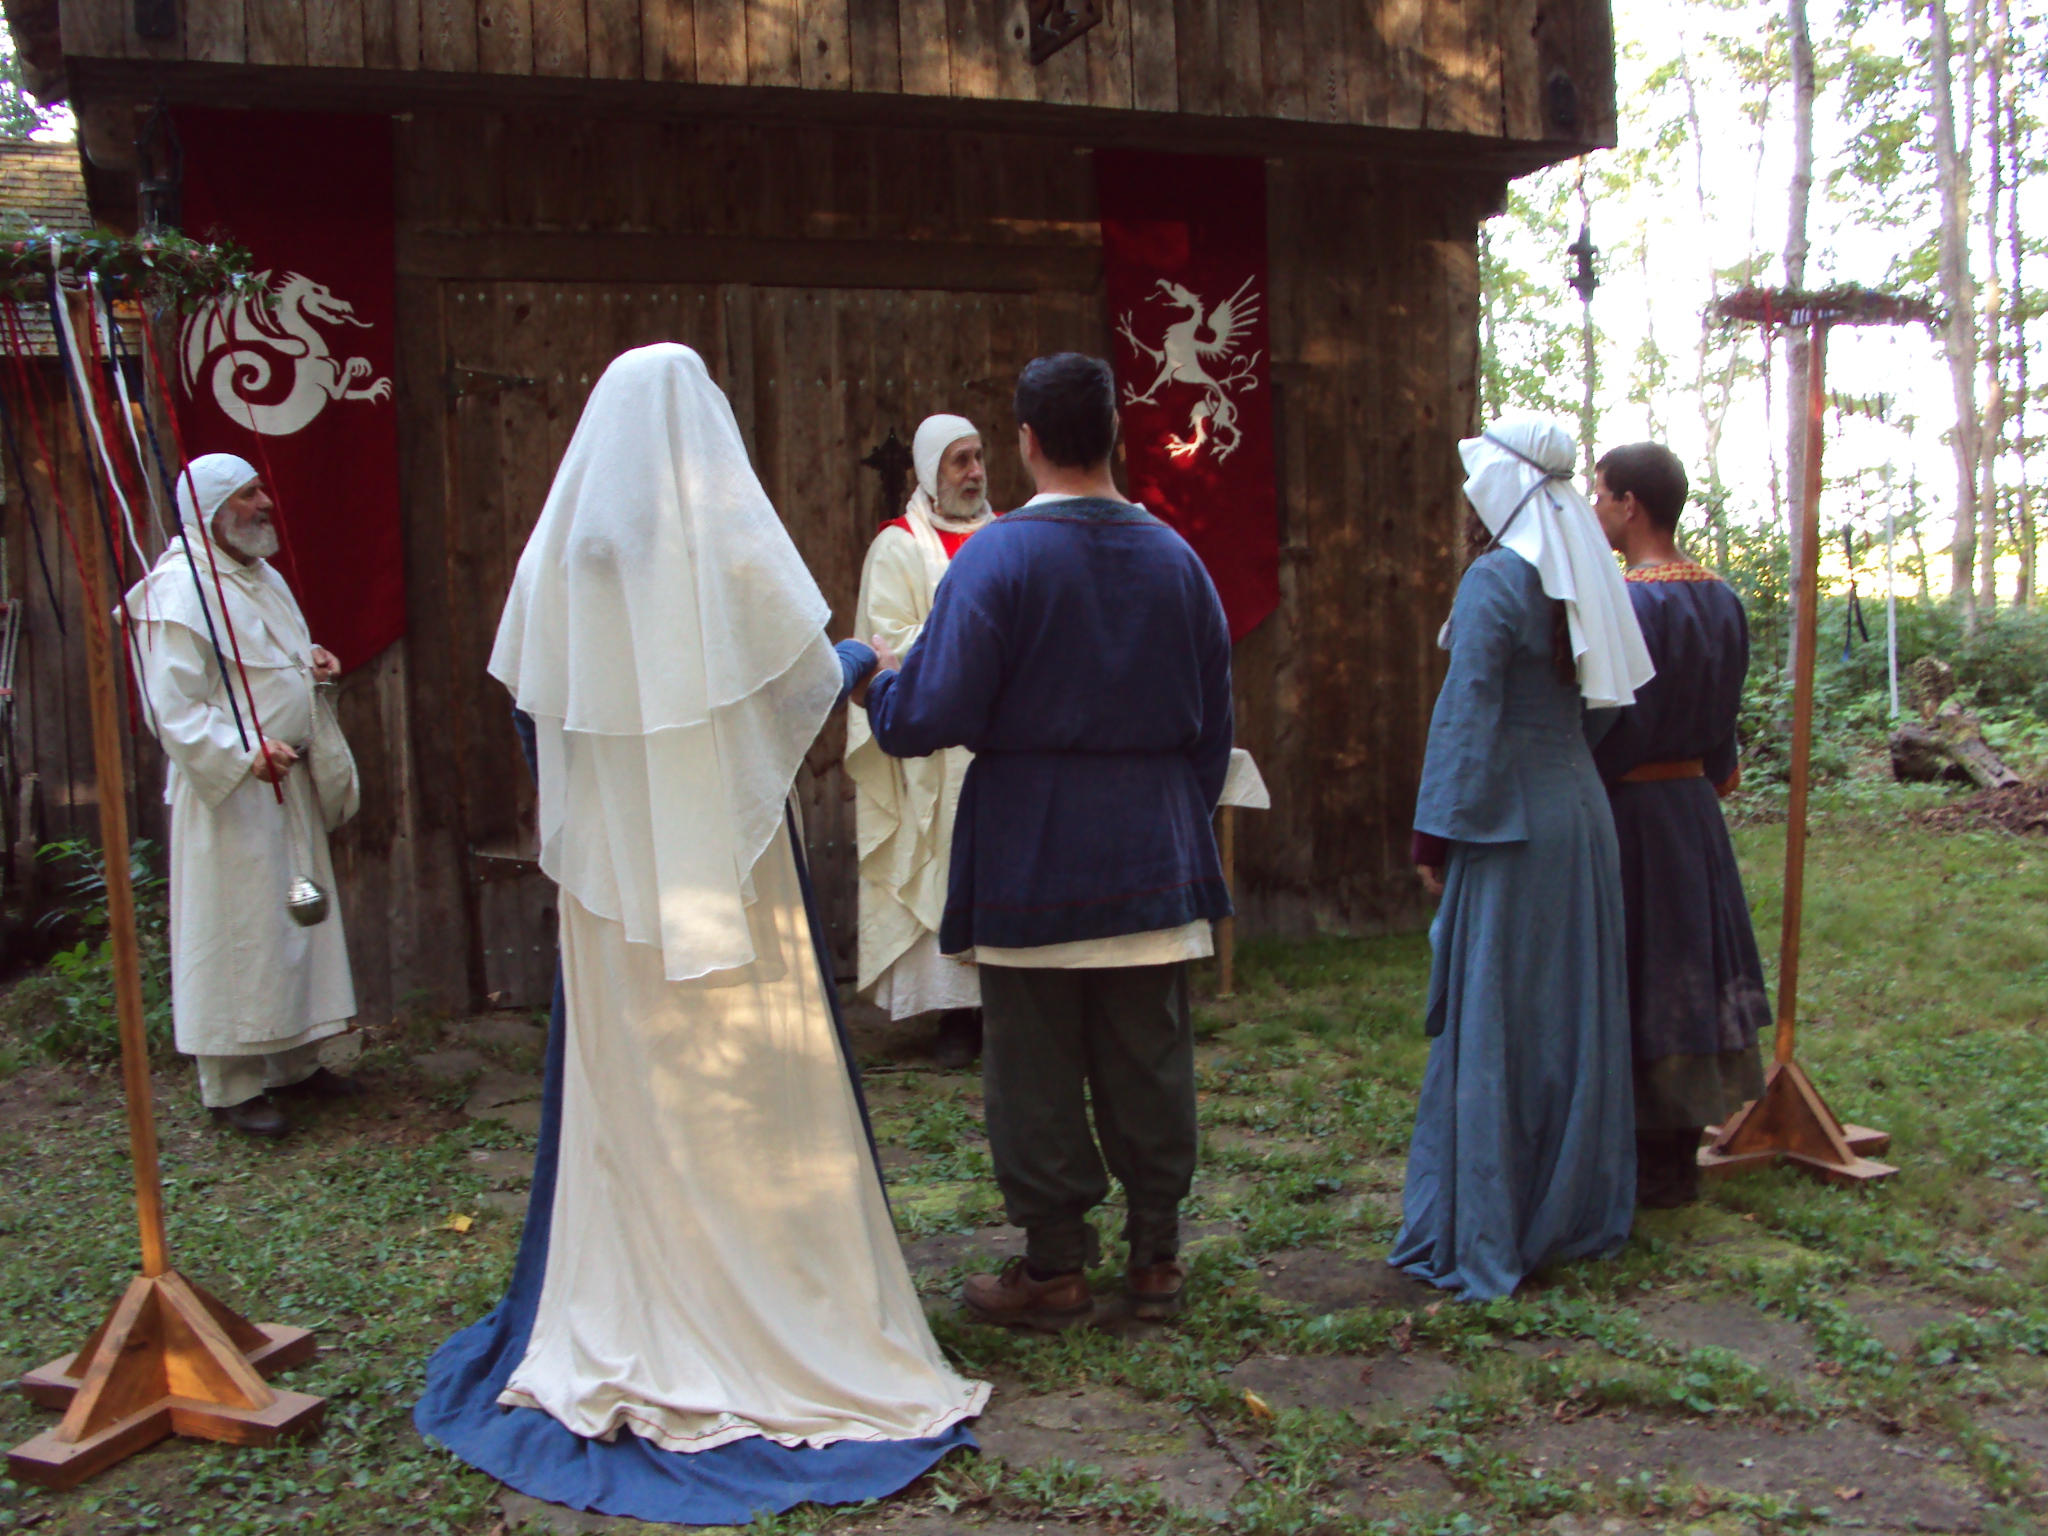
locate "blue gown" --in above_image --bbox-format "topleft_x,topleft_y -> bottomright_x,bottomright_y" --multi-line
415,676 -> 975,1526
1390,549 -> 1636,1300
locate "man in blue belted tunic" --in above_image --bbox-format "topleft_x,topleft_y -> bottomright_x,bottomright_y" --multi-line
860,353 -> 1234,1328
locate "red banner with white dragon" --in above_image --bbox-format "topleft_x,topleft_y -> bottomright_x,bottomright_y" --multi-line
173,108 -> 403,675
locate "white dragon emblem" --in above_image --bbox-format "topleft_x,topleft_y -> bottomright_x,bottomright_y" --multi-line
1116,276 -> 1263,463
180,271 -> 393,438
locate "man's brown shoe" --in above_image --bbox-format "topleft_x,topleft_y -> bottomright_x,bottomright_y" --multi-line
1127,1259 -> 1186,1319
209,1095 -> 290,1138
962,1260 -> 1093,1331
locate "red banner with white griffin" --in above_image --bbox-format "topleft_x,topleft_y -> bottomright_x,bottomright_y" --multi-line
1095,149 -> 1278,641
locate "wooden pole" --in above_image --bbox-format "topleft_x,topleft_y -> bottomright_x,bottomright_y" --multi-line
1699,316 -> 1893,1185
8,292 -> 324,1489
1773,318 -> 1827,1068
74,425 -> 169,1279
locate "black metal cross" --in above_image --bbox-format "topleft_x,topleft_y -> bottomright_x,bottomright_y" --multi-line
860,430 -> 914,522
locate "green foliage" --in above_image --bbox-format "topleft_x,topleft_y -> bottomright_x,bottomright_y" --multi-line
1955,607 -> 2048,717
0,839 -> 175,1063
0,220 -> 266,308
0,33 -> 58,138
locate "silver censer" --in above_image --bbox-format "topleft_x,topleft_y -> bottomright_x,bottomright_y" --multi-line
286,875 -> 331,926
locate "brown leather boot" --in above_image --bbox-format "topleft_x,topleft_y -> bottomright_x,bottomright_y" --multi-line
209,1095 -> 290,1139
1126,1258 -> 1186,1319
962,1260 -> 1093,1330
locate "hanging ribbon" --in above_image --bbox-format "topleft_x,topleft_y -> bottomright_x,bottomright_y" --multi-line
118,302 -> 252,752
135,299 -> 275,789
46,274 -> 159,735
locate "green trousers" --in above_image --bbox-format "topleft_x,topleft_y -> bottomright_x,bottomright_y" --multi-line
978,961 -> 1198,1274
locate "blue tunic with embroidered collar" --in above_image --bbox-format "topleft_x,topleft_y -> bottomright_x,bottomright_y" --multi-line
1591,561 -> 1769,1128
863,495 -> 1234,954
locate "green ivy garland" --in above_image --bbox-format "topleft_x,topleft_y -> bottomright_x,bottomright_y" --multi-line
0,221 -> 265,307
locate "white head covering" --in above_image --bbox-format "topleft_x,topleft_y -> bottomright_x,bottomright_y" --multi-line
121,451 -> 312,678
489,344 -> 840,983
1457,417 -> 1655,709
913,414 -> 979,500
175,452 -> 259,539
897,413 -> 992,584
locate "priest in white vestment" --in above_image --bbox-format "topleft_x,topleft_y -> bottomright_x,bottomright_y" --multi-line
122,454 -> 361,1138
488,344 -> 987,1456
845,415 -> 993,1067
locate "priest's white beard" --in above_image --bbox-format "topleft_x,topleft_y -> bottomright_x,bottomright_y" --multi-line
214,517 -> 281,561
932,487 -> 992,531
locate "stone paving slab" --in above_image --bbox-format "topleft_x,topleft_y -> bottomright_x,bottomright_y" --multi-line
463,1068 -> 544,1122
972,1384 -> 1245,1519
461,1016 -> 549,1053
1633,1293 -> 1817,1377
414,1048 -> 488,1083
1840,1285 -> 1964,1356
1227,1349 -> 1467,1422
1250,1247 -> 1440,1313
1494,1410 -> 1987,1532
468,1147 -> 538,1185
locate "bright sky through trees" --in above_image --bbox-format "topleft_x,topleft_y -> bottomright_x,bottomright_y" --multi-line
1487,0 -> 2046,598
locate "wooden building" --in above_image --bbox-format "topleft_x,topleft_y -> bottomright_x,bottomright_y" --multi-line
0,140 -> 163,936
3,0 -> 1615,1024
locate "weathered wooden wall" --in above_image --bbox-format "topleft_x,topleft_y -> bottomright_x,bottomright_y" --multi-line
0,358 -> 167,906
14,104 -> 1498,1021
57,0 -> 1615,152
1247,151 -> 1480,938
321,112 -> 1481,1024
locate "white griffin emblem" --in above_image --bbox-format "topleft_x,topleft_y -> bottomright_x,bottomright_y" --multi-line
180,271 -> 393,438
1116,276 -> 1263,463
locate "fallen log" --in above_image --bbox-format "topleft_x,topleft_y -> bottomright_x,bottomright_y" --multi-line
1889,657 -> 2025,789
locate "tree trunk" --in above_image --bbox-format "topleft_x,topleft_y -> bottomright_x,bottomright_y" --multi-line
1921,0 -> 1983,624
2003,0 -> 2033,606
1976,0 -> 2005,617
1784,0 -> 1815,669
1910,472 -> 1933,603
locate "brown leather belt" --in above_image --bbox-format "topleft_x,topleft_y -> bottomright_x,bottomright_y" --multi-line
1621,759 -> 1705,784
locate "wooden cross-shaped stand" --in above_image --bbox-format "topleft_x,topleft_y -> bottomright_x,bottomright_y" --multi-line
7,327 -> 325,1485
1698,288 -> 1929,1186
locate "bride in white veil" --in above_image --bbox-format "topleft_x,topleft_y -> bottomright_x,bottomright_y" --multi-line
483,343 -> 987,1458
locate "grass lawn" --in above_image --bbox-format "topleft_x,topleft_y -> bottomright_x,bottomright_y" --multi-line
0,786 -> 2045,1535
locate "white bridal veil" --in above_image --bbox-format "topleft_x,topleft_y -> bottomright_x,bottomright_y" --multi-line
489,344 -> 841,982
1458,417 -> 1655,710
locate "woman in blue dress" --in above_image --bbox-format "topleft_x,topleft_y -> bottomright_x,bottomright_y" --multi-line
1391,417 -> 1656,1301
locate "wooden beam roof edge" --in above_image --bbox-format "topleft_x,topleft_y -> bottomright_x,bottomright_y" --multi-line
64,58 -> 1612,176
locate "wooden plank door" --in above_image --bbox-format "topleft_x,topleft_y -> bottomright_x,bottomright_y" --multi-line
438,279 -> 1105,991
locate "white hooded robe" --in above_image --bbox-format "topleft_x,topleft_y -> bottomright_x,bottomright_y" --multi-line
120,455 -> 359,1060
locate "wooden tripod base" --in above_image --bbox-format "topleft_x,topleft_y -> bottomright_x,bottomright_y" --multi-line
8,1270 -> 324,1490
1698,1059 -> 1896,1185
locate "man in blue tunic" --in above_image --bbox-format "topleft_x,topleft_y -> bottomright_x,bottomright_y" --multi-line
861,353 -> 1234,1328
1591,442 -> 1769,1208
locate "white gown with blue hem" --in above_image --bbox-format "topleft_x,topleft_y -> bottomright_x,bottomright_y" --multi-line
416,684 -> 985,1524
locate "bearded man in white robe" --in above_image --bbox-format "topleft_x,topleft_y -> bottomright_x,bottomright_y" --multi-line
845,415 -> 995,1067
122,454 -> 362,1138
